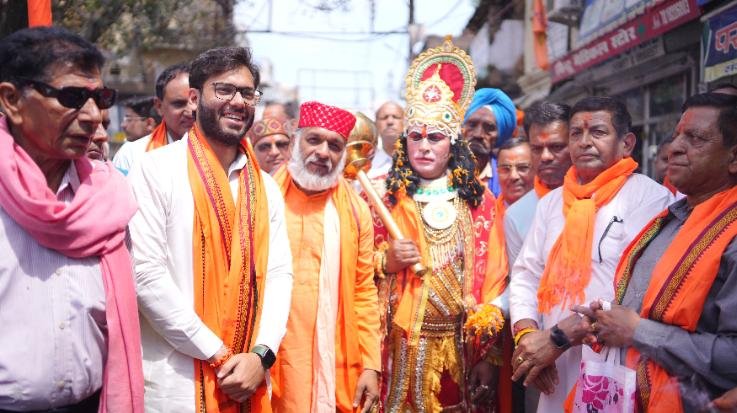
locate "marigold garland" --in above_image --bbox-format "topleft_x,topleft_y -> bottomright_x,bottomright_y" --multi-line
464,303 -> 505,338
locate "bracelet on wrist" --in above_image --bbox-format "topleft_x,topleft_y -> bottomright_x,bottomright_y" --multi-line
513,327 -> 538,347
209,347 -> 234,369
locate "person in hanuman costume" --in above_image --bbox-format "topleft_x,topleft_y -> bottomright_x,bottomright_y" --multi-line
373,37 -> 513,413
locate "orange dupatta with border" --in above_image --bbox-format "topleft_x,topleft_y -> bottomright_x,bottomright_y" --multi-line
612,186 -> 737,412
537,158 -> 637,314
146,122 -> 169,151
187,125 -> 271,413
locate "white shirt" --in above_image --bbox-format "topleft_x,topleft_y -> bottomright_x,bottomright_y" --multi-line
112,130 -> 176,176
504,190 -> 541,267
0,164 -> 106,411
127,137 -> 293,413
368,144 -> 392,179
509,174 -> 672,412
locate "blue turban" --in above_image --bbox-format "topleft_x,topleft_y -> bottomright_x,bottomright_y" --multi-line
463,88 -> 516,148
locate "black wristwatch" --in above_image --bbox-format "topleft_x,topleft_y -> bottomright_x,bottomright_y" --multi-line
251,344 -> 276,369
550,324 -> 571,350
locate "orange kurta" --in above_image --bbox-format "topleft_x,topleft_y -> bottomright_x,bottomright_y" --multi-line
272,168 -> 381,413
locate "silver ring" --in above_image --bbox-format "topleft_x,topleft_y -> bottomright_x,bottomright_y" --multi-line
600,300 -> 612,311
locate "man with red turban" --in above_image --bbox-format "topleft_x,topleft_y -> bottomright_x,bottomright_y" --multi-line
271,101 -> 381,413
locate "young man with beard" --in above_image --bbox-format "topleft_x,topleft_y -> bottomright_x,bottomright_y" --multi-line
127,47 -> 293,413
113,63 -> 197,175
270,101 -> 381,413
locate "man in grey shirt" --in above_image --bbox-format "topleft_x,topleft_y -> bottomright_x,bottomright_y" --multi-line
576,92 -> 737,412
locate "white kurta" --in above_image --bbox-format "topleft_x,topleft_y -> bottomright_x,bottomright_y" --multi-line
112,130 -> 178,176
128,136 -> 294,413
509,173 -> 672,412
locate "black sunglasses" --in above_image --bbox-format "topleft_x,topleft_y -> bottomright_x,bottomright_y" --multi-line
20,78 -> 117,110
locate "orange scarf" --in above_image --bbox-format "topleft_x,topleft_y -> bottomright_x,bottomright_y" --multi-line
613,186 -> 737,412
187,126 -> 271,413
388,188 -> 511,410
392,189 -> 506,337
533,176 -> 552,198
537,157 -> 637,314
145,121 -> 169,151
271,168 -> 379,412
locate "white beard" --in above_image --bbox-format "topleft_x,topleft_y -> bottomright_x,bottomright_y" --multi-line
287,135 -> 347,192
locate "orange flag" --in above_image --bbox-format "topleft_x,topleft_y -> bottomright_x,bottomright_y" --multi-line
27,0 -> 52,27
532,0 -> 549,70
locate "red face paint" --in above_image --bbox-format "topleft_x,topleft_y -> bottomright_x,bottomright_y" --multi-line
579,113 -> 593,130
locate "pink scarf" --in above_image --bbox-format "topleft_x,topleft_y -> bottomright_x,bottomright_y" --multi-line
0,116 -> 144,412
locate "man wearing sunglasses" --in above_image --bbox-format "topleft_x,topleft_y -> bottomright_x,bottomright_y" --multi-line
0,27 -> 143,412
128,46 -> 292,413
113,63 -> 197,175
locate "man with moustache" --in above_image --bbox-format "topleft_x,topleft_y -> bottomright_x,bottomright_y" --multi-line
270,101 -> 381,413
368,101 -> 403,178
113,63 -> 197,175
462,88 -> 517,194
509,96 -> 672,412
248,117 -> 292,174
573,92 -> 737,413
128,47 -> 293,413
504,101 -> 571,265
0,26 -> 142,412
497,138 -> 534,207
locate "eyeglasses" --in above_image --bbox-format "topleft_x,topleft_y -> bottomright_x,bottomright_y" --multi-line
20,78 -> 117,110
122,116 -> 147,122
498,163 -> 532,176
212,82 -> 262,105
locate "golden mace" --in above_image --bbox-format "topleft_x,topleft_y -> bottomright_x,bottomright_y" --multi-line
343,140 -> 427,277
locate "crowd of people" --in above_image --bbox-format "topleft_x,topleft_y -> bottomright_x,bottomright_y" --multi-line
1,25 -> 737,413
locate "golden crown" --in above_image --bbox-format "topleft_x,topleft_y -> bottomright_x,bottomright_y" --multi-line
404,37 -> 476,139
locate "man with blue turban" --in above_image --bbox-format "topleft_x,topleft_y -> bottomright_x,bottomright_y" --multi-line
463,88 -> 517,196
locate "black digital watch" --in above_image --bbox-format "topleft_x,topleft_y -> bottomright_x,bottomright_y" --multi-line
251,344 -> 276,369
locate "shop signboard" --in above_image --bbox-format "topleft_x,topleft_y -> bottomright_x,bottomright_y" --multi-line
551,0 -> 701,84
702,4 -> 737,82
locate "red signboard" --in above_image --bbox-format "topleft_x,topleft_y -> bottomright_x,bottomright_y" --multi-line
551,0 -> 701,84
